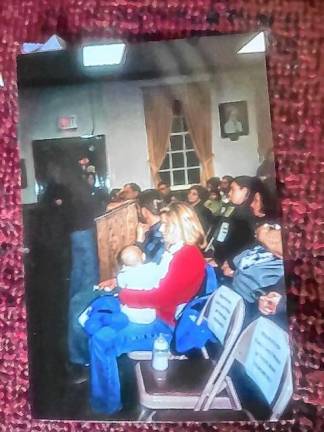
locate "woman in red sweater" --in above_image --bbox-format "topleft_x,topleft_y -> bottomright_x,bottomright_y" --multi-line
90,203 -> 206,414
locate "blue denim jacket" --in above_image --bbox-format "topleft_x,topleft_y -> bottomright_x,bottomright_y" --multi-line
232,245 -> 284,303
137,222 -> 165,264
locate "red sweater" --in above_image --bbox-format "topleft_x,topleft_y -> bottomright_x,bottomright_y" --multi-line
119,244 -> 205,325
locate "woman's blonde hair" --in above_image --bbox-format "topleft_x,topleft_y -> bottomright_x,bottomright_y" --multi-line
160,202 -> 206,249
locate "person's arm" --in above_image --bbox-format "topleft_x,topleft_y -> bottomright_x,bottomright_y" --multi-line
136,223 -> 150,244
138,226 -> 164,263
204,206 -> 217,228
98,278 -> 117,290
119,247 -> 204,309
225,217 -> 255,261
221,260 -> 235,277
276,294 -> 287,315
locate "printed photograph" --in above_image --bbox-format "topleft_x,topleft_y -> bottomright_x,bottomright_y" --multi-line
18,32 -> 293,422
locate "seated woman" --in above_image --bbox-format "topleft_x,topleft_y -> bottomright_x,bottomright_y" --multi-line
187,185 -> 214,234
221,222 -> 286,327
207,176 -> 258,266
221,177 -> 280,273
89,202 -> 206,414
204,177 -> 223,216
255,223 -> 287,324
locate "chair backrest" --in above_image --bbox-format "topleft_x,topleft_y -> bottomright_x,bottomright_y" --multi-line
175,264 -> 218,320
204,285 -> 245,346
194,285 -> 245,410
203,264 -> 218,296
210,317 -> 293,419
242,317 -> 292,418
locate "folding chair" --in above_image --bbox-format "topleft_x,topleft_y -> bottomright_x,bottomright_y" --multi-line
200,317 -> 293,420
135,285 -> 245,420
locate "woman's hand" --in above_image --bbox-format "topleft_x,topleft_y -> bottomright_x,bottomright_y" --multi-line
205,257 -> 218,268
258,291 -> 282,315
221,260 -> 234,277
136,223 -> 149,242
98,278 -> 117,292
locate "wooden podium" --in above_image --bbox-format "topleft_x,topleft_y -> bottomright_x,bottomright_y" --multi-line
95,200 -> 139,280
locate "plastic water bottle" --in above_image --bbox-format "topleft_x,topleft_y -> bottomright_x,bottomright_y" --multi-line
152,333 -> 169,371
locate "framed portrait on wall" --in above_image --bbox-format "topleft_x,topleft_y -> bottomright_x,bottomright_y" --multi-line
219,101 -> 249,141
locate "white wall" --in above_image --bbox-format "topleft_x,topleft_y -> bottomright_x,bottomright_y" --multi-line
18,63 -> 273,204
211,69 -> 261,178
18,81 -> 151,204
101,82 -> 151,190
251,62 -> 274,158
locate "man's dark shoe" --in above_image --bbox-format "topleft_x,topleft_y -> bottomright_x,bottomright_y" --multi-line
67,363 -> 89,385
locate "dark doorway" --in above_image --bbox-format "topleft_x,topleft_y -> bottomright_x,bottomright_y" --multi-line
25,135 -> 108,418
32,135 -> 107,200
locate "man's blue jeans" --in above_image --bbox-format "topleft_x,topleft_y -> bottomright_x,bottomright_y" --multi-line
69,228 -> 99,297
89,319 -> 174,414
68,228 -> 99,365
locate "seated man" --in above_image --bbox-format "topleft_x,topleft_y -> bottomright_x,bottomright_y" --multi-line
135,189 -> 165,264
157,180 -> 172,206
106,182 -> 141,210
101,189 -> 165,292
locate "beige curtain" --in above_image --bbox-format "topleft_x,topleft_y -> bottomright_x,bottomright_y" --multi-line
143,87 -> 173,185
180,83 -> 214,184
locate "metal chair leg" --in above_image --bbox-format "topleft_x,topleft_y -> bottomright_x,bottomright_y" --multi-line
138,407 -> 152,421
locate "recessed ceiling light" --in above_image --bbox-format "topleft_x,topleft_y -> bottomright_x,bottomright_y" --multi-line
83,43 -> 126,67
237,32 -> 265,54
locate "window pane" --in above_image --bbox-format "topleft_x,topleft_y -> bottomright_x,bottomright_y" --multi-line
172,100 -> 182,116
170,135 -> 183,151
159,171 -> 171,185
172,116 -> 184,133
188,168 -> 200,184
160,154 -> 170,170
182,117 -> 188,132
185,134 -> 193,149
172,153 -> 184,169
186,151 -> 199,167
173,170 -> 185,185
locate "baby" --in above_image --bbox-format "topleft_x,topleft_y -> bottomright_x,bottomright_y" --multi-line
117,245 -> 160,324
79,245 -> 171,335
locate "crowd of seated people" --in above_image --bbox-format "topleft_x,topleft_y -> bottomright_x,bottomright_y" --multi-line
57,168 -> 287,416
